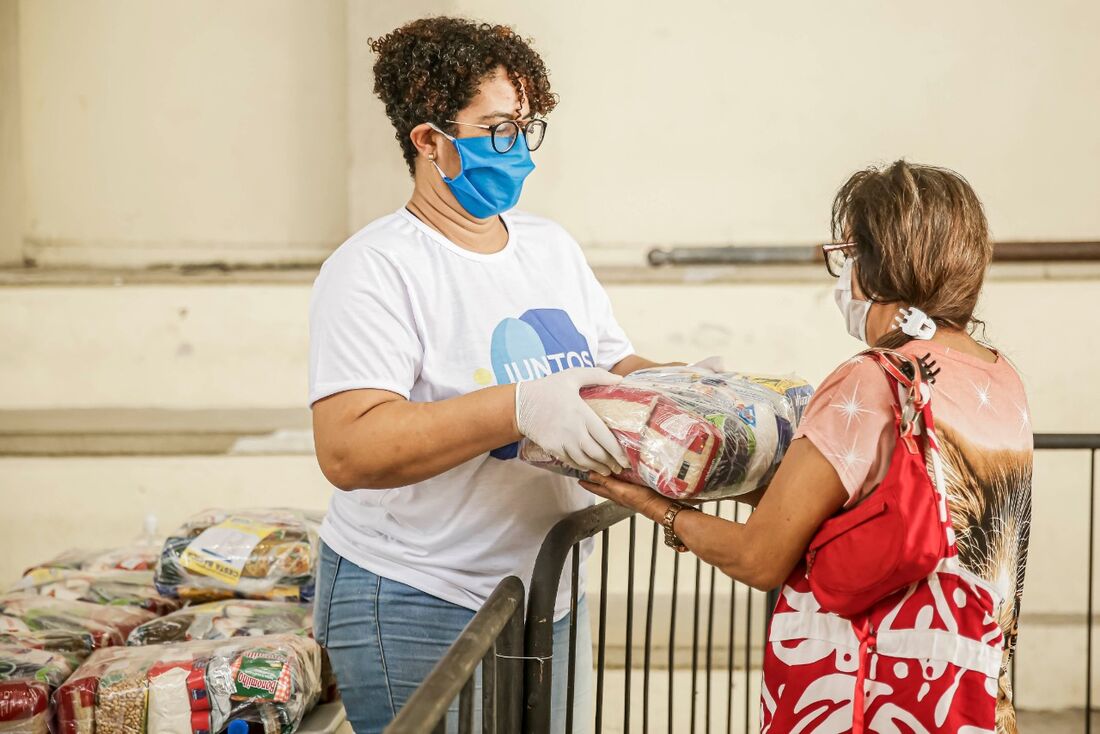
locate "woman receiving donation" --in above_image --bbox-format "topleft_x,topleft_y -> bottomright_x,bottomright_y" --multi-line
584,161 -> 1033,733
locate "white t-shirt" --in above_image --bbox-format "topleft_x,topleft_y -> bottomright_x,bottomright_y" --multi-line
308,207 -> 634,619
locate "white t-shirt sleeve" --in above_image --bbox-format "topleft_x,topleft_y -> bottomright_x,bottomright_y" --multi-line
308,245 -> 423,405
578,260 -> 634,370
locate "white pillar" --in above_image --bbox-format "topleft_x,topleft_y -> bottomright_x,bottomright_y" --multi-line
0,0 -> 22,266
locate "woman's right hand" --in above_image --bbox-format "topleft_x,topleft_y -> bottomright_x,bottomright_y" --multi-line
515,368 -> 631,476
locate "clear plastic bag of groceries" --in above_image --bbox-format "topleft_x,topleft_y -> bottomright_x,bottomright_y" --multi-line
11,570 -> 180,617
25,545 -> 162,576
0,630 -> 97,671
127,601 -> 312,647
0,595 -> 156,653
520,367 -> 814,500
126,601 -> 340,705
154,510 -> 321,603
0,643 -> 75,734
53,633 -> 321,734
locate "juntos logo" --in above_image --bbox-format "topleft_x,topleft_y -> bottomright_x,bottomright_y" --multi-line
477,308 -> 593,459
472,308 -> 594,387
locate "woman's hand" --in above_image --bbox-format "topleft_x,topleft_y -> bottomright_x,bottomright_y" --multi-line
579,473 -> 671,524
581,439 -> 851,591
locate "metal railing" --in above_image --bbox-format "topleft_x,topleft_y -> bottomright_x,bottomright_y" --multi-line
1031,434 -> 1100,733
522,432 -> 1100,733
523,499 -> 770,734
385,575 -> 525,734
393,432 -> 1099,733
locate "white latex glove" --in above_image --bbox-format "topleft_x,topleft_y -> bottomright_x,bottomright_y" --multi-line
689,356 -> 726,373
515,368 -> 631,476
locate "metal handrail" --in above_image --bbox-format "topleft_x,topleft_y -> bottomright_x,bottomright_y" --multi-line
523,501 -> 634,733
386,575 -> 526,734
647,241 -> 1100,267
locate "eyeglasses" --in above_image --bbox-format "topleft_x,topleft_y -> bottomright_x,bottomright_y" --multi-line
444,118 -> 548,153
822,242 -> 857,277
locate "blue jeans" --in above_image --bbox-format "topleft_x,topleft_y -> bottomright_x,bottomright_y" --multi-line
314,542 -> 592,733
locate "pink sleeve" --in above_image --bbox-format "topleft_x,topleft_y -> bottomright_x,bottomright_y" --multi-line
794,356 -> 897,506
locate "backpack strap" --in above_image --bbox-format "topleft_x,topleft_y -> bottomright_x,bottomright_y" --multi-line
860,349 -> 930,454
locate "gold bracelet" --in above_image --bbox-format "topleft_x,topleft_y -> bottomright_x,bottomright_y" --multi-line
661,502 -> 698,552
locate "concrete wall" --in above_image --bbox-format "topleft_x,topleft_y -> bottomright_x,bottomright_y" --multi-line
350,0 -> 1100,260
17,0 -> 349,267
1,0 -> 1099,711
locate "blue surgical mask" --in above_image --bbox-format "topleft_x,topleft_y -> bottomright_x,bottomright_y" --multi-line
428,123 -> 535,219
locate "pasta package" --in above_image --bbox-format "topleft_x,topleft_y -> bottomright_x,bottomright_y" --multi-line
54,634 -> 322,734
11,570 -> 180,617
520,367 -> 813,500
127,601 -> 312,646
155,510 -> 321,603
0,644 -> 75,734
0,595 -> 155,653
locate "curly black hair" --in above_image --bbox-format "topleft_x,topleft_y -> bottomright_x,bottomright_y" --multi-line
369,17 -> 558,175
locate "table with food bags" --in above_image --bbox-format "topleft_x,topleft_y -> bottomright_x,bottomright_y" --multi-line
0,509 -> 349,734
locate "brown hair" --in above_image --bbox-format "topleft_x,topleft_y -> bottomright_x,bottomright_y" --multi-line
831,160 -> 993,348
369,17 -> 558,175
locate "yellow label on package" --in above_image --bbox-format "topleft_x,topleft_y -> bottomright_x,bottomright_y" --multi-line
179,519 -> 279,586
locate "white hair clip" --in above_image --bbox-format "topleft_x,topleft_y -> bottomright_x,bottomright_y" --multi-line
895,306 -> 937,340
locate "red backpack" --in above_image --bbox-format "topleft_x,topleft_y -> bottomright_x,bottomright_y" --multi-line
805,349 -> 947,618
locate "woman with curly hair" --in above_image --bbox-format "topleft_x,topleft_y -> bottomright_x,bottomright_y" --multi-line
308,16 -> 686,732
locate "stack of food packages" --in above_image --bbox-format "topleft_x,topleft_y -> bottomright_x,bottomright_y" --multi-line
521,367 -> 814,500
54,635 -> 320,734
1,509 -> 330,734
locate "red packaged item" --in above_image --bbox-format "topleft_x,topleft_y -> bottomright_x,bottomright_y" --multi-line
0,645 -> 70,734
0,680 -> 50,734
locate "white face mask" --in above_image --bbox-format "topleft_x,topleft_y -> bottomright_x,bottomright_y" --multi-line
834,258 -> 871,343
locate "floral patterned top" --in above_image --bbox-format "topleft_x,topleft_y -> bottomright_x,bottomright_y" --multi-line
791,341 -> 1033,733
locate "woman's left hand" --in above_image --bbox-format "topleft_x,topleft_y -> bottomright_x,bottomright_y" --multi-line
579,472 -> 670,523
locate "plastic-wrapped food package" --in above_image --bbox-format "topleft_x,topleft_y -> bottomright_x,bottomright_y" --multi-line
0,630 -> 97,669
126,602 -> 338,705
0,595 -> 155,652
25,545 -> 162,576
127,601 -> 312,646
54,634 -> 322,734
11,570 -> 180,616
0,644 -> 75,734
0,680 -> 50,734
521,368 -> 813,500
155,510 -> 320,603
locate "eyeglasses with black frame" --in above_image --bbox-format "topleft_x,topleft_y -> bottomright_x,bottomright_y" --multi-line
445,118 -> 548,153
822,242 -> 858,277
